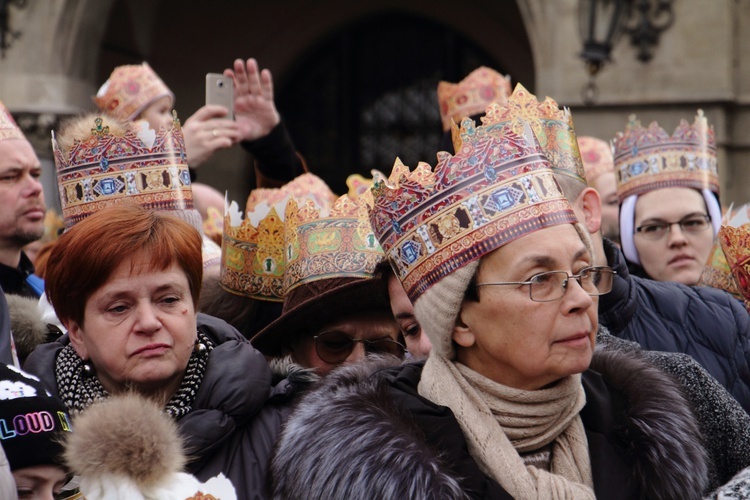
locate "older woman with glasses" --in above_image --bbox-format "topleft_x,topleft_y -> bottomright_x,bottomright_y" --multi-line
269,121 -> 710,499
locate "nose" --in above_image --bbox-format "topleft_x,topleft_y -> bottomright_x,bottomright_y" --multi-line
563,275 -> 595,313
133,302 -> 162,334
666,222 -> 688,248
23,172 -> 43,198
344,341 -> 366,363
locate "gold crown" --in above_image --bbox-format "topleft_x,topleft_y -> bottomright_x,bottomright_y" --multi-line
437,66 -> 511,132
283,194 -> 384,295
577,136 -> 614,182
718,224 -> 750,310
52,113 -> 192,229
479,83 -> 587,186
369,119 -> 576,303
613,110 -> 718,202
0,100 -> 25,142
221,173 -> 336,301
93,62 -> 174,121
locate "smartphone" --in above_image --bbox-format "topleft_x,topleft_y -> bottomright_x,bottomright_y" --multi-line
205,73 -> 234,120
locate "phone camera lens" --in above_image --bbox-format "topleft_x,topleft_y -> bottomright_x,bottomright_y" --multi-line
217,81 -> 224,88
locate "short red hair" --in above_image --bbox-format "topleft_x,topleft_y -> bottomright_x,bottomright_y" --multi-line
45,203 -> 203,327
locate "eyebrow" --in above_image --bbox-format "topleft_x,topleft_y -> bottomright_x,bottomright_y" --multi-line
516,247 -> 590,269
98,283 -> 183,302
394,312 -> 415,320
639,212 -> 707,225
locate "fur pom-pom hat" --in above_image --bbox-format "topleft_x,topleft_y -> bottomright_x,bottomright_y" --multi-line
64,392 -> 237,500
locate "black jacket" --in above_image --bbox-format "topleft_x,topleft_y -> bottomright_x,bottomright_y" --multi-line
599,238 -> 750,413
24,313 -> 281,499
271,348 -> 708,500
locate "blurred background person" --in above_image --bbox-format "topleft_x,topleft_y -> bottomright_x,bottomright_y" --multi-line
578,135 -> 619,247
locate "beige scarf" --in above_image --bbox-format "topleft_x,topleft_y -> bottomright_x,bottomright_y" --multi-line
418,354 -> 595,499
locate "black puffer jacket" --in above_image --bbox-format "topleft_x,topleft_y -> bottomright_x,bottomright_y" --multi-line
271,350 -> 708,500
24,313 -> 282,499
599,239 -> 750,413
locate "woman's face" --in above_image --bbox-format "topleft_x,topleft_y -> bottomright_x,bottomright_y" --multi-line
387,274 -> 432,359
138,95 -> 174,132
633,187 -> 714,285
454,224 -> 598,391
66,255 -> 197,397
12,465 -> 68,500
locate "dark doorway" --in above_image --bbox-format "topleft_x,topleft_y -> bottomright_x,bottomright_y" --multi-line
277,11 -> 507,195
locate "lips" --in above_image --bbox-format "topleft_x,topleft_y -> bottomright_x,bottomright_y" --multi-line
132,343 -> 171,357
668,254 -> 695,266
554,332 -> 591,345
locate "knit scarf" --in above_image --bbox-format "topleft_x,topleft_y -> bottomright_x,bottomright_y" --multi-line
55,331 -> 213,419
418,354 -> 595,499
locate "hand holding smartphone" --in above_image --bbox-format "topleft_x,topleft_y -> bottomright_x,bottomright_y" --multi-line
205,73 -> 234,120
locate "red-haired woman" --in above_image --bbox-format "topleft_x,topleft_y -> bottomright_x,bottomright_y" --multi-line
24,203 -> 281,498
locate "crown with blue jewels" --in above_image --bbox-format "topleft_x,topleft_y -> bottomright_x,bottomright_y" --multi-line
52,112 -> 192,229
221,173 -> 336,301
283,193 -> 383,295
613,110 -> 718,202
369,119 -> 577,303
478,83 -> 587,186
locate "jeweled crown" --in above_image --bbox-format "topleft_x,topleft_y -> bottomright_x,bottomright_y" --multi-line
52,113 -> 192,229
0,100 -> 25,142
369,119 -> 576,303
93,62 -> 174,121
479,83 -> 587,186
613,110 -> 718,202
283,194 -> 384,295
437,66 -> 511,132
221,173 -> 335,301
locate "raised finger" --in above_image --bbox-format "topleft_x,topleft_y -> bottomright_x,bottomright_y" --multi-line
260,68 -> 274,101
245,58 -> 261,96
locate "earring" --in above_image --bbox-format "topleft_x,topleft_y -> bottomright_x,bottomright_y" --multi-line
82,362 -> 94,377
194,340 -> 207,355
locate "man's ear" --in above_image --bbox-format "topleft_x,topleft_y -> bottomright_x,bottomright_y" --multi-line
452,308 -> 476,348
577,187 -> 602,234
65,320 -> 89,360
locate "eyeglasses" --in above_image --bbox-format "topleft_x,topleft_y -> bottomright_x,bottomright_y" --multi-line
635,214 -> 711,240
313,331 -> 408,364
476,266 -> 615,303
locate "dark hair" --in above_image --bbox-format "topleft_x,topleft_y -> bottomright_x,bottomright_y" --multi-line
45,203 -> 203,327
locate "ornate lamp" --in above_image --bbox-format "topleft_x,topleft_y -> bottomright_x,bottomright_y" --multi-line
579,0 -> 674,103
0,0 -> 27,59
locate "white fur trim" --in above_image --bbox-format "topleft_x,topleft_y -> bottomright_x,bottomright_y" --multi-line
702,189 -> 722,236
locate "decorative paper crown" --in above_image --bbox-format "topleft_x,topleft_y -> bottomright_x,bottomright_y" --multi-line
221,173 -> 336,301
718,224 -> 750,311
578,136 -> 614,183
0,100 -> 25,142
613,110 -> 719,202
369,119 -> 576,303
52,114 -> 193,230
244,172 -> 336,215
283,194 -> 384,295
346,173 -> 374,200
699,239 -> 743,303
437,66 -> 512,132
479,83 -> 587,186
93,62 -> 174,121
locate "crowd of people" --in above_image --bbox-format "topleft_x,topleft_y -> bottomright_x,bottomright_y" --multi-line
1,56 -> 750,499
